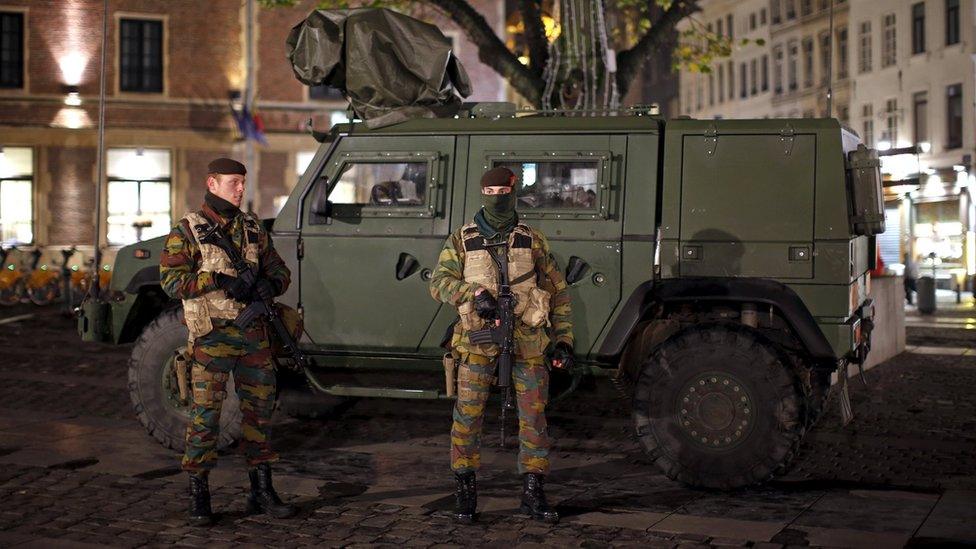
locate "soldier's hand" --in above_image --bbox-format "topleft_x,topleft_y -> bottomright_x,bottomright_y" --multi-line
473,288 -> 498,320
549,342 -> 575,370
214,273 -> 253,302
252,278 -> 276,301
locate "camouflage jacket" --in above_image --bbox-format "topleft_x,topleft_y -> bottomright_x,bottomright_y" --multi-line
429,222 -> 573,358
159,203 -> 291,305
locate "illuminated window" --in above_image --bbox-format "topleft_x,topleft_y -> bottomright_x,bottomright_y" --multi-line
881,98 -> 898,145
0,147 -> 33,245
119,18 -> 163,93
106,148 -> 171,245
0,12 -> 23,89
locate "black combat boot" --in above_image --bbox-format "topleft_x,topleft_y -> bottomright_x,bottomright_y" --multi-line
452,471 -> 477,524
520,473 -> 559,524
188,473 -> 213,526
246,463 -> 297,518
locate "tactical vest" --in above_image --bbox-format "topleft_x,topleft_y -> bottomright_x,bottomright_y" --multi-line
455,223 -> 552,357
181,211 -> 261,346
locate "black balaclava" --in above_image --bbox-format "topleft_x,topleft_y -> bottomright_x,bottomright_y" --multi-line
476,167 -> 518,237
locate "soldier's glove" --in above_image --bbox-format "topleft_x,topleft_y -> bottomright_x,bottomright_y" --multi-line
214,272 -> 254,303
549,342 -> 575,370
252,278 -> 276,302
473,289 -> 498,320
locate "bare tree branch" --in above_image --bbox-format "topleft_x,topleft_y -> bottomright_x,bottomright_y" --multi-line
518,0 -> 549,77
427,0 -> 545,105
615,0 -> 699,99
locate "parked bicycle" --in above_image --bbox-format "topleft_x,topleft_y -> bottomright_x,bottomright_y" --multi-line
0,247 -> 20,306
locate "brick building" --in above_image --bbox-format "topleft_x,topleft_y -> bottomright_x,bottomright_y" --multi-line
0,0 -> 504,267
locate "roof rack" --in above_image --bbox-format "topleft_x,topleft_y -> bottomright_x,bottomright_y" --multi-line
457,102 -> 661,119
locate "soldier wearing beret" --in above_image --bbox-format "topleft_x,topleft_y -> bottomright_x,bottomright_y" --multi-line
429,167 -> 575,524
159,158 -> 296,525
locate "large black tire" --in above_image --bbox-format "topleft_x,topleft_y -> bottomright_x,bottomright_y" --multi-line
632,323 -> 804,490
128,309 -> 241,451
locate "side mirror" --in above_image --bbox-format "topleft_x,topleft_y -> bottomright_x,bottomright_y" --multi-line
311,199 -> 334,224
565,256 -> 590,285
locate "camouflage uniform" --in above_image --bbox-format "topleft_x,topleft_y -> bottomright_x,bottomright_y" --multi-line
430,223 -> 573,475
160,202 -> 291,473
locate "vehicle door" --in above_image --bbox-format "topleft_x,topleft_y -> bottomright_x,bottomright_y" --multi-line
300,135 -> 455,353
463,134 -> 625,357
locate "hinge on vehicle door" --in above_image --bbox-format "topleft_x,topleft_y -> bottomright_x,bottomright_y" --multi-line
297,237 -> 305,260
704,125 -> 718,156
780,124 -> 795,156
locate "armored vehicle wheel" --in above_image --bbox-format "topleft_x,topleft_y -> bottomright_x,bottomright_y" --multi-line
128,309 -> 241,451
632,323 -> 803,490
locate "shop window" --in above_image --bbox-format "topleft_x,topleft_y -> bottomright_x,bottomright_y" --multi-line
106,148 -> 171,245
493,159 -> 600,210
119,18 -> 164,93
0,147 -> 33,245
0,12 -> 23,89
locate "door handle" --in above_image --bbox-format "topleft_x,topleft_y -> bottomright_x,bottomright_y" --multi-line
395,252 -> 421,280
565,256 -> 590,285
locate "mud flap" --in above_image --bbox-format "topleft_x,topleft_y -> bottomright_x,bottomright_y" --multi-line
837,368 -> 854,426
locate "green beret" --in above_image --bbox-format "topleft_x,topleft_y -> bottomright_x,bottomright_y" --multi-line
480,167 -> 516,188
207,157 -> 247,175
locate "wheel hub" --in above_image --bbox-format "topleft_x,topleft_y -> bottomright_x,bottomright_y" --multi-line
676,372 -> 754,449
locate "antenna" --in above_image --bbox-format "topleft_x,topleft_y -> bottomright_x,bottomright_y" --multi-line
90,0 -> 109,299
826,0 -> 835,118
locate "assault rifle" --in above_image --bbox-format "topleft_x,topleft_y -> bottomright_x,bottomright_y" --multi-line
467,241 -> 516,447
194,222 -> 311,370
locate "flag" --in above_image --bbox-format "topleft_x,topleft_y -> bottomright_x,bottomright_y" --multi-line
231,106 -> 268,145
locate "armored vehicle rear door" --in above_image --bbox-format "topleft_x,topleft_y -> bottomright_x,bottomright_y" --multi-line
675,127 -> 816,279
300,135 -> 455,353
462,134 -> 625,357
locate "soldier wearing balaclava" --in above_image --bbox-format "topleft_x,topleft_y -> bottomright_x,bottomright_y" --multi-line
428,167 -> 575,524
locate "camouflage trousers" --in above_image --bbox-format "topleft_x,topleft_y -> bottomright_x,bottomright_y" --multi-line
181,320 -> 278,473
451,352 -> 550,475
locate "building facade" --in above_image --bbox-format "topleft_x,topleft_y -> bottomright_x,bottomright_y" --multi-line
0,0 -> 505,269
678,0 -> 976,287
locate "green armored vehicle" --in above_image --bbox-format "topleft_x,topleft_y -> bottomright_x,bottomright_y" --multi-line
79,108 -> 883,489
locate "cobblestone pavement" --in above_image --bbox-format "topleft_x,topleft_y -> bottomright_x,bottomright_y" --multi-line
0,304 -> 974,547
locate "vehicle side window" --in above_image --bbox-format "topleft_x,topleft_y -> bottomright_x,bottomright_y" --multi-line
308,158 -> 433,225
331,161 -> 428,206
493,159 -> 600,210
